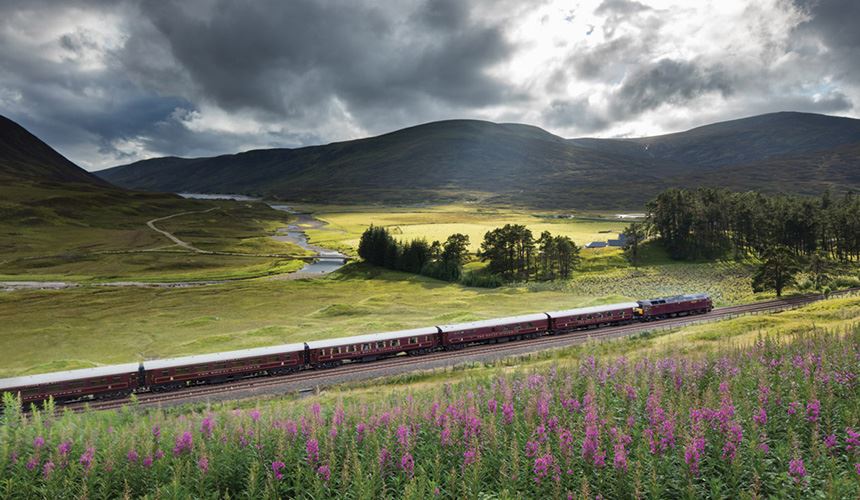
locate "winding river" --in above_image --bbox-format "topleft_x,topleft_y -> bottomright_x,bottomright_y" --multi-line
0,195 -> 347,291
178,194 -> 347,277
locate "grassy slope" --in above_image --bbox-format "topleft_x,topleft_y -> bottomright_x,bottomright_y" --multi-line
0,181 -> 307,281
0,259 -> 777,377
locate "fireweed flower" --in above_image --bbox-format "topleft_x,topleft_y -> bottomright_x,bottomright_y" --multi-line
317,464 -> 331,482
533,453 -> 557,483
846,428 -> 860,451
684,436 -> 706,476
201,416 -> 215,438
272,461 -> 286,480
378,448 -> 391,470
173,431 -> 193,456
463,448 -> 478,467
824,434 -> 838,450
152,426 -> 161,439
26,457 -> 37,471
487,399 -> 497,413
142,456 -> 153,468
753,408 -> 767,426
33,436 -> 45,449
79,447 -> 95,471
789,457 -> 806,483
42,461 -> 54,479
400,452 -> 414,477
197,456 -> 209,474
806,400 -> 821,423
396,425 -> 410,448
58,441 -> 72,456
155,449 -> 165,460
127,450 -> 139,463
250,409 -> 261,422
787,401 -> 801,416
305,438 -> 319,464
502,402 -> 515,424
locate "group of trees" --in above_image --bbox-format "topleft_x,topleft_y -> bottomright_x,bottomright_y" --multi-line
648,188 -> 860,261
479,224 -> 581,281
357,225 -> 469,282
358,223 -> 582,284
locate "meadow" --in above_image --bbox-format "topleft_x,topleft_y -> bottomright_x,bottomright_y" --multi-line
0,185 -> 307,281
0,260 -> 786,378
295,203 -> 630,254
3,302 -> 859,499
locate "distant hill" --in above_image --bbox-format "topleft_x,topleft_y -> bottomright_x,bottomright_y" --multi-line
0,114 -> 192,226
0,115 -> 111,187
98,112 -> 860,209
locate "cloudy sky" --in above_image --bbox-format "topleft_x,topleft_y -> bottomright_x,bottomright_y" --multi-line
0,0 -> 857,170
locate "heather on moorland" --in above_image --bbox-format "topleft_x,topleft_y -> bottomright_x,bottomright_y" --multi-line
2,328 -> 859,499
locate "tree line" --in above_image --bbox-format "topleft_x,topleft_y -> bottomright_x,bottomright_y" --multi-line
479,224 -> 581,281
358,225 -> 469,282
357,223 -> 582,285
647,188 -> 860,261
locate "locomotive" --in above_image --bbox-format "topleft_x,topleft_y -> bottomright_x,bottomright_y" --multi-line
0,294 -> 712,405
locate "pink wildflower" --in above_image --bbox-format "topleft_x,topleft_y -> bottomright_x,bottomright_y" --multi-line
198,456 -> 209,474
400,452 -> 414,477
272,460 -> 286,480
317,464 -> 331,481
305,438 -> 319,464
33,436 -> 45,449
788,457 -> 806,483
42,461 -> 54,479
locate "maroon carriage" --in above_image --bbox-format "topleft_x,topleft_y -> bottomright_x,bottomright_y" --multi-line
546,302 -> 639,332
438,313 -> 550,348
0,363 -> 142,405
306,326 -> 440,367
143,343 -> 306,391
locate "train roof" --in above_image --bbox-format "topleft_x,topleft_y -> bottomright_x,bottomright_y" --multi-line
305,326 -> 441,350
437,313 -> 549,333
545,302 -> 640,318
144,343 -> 307,371
638,293 -> 710,306
0,363 -> 141,391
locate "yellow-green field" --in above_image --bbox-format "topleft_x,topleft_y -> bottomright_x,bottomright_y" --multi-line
296,204 -> 629,254
0,187 -> 307,281
0,261 -> 776,378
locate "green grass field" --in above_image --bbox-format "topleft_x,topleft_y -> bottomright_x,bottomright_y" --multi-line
297,203 -> 630,254
0,182 -> 307,281
0,261 -> 791,378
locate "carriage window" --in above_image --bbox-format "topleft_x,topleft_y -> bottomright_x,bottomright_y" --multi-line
337,347 -> 342,354
409,337 -> 417,344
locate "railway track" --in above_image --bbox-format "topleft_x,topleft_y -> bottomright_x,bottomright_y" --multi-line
63,288 -> 858,413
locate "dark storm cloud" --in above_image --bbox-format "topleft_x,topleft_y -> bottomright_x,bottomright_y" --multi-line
0,0 -> 859,168
0,0 -> 521,167
135,0 -> 517,119
542,98 -> 609,133
609,59 -> 735,119
792,0 -> 860,79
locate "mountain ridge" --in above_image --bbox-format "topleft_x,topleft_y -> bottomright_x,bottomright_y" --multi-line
97,111 -> 860,209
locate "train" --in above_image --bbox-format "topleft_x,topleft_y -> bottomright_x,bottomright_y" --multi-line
0,294 -> 712,405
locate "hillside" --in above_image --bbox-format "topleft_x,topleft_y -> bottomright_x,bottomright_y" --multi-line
98,112 -> 860,209
0,115 -> 111,186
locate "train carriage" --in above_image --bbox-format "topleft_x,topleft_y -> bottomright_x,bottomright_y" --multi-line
0,363 -> 142,405
637,294 -> 713,320
306,327 -> 440,367
439,313 -> 550,348
144,343 -> 306,391
546,302 -> 639,333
